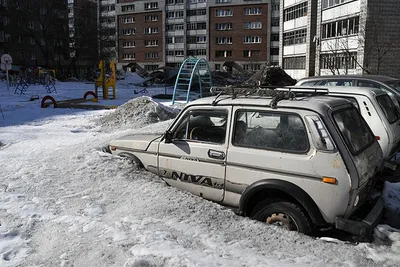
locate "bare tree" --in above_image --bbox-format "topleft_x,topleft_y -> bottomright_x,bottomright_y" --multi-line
6,0 -> 69,76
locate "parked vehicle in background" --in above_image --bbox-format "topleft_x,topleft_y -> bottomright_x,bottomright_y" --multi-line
106,88 -> 384,239
289,86 -> 400,162
296,75 -> 400,107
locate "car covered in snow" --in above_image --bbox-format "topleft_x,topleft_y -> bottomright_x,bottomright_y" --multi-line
106,88 -> 385,238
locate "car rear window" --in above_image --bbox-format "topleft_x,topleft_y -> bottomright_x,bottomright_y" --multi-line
333,107 -> 375,155
376,94 -> 400,124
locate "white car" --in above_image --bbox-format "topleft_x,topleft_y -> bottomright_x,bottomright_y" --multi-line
284,86 -> 400,162
106,89 -> 384,239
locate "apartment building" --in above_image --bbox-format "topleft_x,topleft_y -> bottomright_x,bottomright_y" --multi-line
280,0 -> 400,80
0,0 -> 69,72
116,0 -> 273,73
98,0 -> 117,60
117,0 -> 164,72
68,0 -> 98,77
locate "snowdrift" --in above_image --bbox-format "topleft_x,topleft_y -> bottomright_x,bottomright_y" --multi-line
96,96 -> 179,130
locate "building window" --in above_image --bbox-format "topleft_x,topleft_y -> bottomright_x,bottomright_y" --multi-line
40,38 -> 45,45
272,4 -> 280,11
144,15 -> 158,22
167,36 -> 184,43
244,22 -> 262,29
271,18 -> 280,27
321,16 -> 359,39
144,27 -> 159,34
145,52 -> 159,59
215,37 -> 232,44
215,50 -> 232,58
3,17 -> 9,25
320,52 -> 357,70
4,33 -> 11,43
271,34 -> 279,41
322,0 -> 353,9
121,5 -> 134,12
283,2 -> 308,22
283,56 -> 306,69
283,28 -> 307,46
40,7 -> 47,15
17,36 -> 22,43
188,9 -> 206,16
270,48 -> 279,55
123,53 -> 135,60
122,41 -> 135,47
144,2 -> 158,10
175,50 -> 185,56
216,23 -> 232,31
215,9 -> 233,17
145,65 -> 159,71
166,0 -> 183,4
216,0 -> 231,3
30,37 -> 35,45
28,20 -> 35,29
122,16 -> 135,23
121,28 -> 136,35
243,50 -> 261,57
243,64 -> 261,71
215,64 -> 221,70
101,5 -> 115,12
243,36 -> 262,43
19,51 -> 24,59
167,11 -> 184,18
187,36 -> 206,44
30,52 -> 36,60
244,7 -> 262,15
145,40 -> 158,46
187,49 -> 207,56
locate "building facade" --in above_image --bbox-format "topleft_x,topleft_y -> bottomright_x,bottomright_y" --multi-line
280,0 -> 400,80
116,0 -> 276,73
98,0 -> 117,61
68,0 -> 98,78
0,0 -> 69,74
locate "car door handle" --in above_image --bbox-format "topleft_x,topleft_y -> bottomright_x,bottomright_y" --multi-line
208,149 -> 225,160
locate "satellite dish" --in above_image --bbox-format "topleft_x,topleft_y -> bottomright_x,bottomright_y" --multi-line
1,54 -> 12,64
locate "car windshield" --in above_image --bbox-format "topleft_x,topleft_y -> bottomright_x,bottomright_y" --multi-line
333,107 -> 375,155
376,94 -> 400,124
385,80 -> 400,91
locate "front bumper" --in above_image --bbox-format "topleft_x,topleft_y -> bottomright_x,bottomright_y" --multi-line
335,198 -> 384,239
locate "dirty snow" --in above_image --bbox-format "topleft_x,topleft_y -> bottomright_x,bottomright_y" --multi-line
0,77 -> 400,267
96,96 -> 179,130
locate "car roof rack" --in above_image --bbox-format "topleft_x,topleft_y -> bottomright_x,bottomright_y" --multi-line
210,85 -> 329,108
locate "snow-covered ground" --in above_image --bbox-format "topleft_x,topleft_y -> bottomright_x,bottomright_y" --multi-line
1,74 -> 400,267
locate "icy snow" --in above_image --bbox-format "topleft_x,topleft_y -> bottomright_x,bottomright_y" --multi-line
0,76 -> 400,267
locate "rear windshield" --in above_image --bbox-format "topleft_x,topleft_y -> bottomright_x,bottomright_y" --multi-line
333,107 -> 375,155
376,94 -> 400,124
385,80 -> 400,91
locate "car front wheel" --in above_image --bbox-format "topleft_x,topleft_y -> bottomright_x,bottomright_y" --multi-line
251,200 -> 314,235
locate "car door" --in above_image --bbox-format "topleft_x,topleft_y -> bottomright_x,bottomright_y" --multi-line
157,107 -> 231,202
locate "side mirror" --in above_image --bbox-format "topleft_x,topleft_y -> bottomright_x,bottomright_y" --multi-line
164,130 -> 173,143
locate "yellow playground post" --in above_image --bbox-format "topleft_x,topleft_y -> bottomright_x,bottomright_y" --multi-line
94,60 -> 116,100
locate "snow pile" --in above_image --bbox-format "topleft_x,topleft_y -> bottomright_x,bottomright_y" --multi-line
96,96 -> 179,130
382,182 -> 400,229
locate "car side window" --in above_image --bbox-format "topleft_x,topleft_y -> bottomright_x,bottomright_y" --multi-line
173,109 -> 228,144
357,81 -> 382,88
319,79 -> 353,86
233,110 -> 309,152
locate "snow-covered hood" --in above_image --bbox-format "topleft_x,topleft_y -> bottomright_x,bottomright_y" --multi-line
110,134 -> 162,151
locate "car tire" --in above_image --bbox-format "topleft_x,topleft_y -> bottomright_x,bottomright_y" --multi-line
251,199 -> 314,235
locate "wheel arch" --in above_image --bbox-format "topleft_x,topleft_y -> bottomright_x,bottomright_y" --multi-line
239,179 -> 327,227
118,152 -> 144,169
